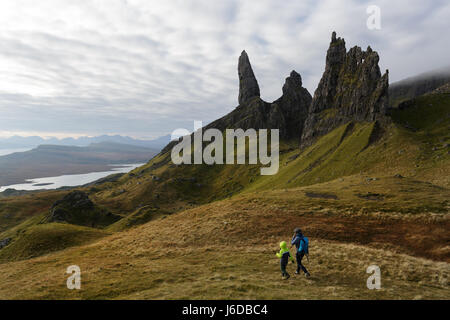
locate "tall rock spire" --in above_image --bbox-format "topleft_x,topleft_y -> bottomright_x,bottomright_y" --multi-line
238,50 -> 260,105
310,31 -> 347,114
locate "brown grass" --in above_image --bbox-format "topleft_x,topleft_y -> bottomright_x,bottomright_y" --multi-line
0,180 -> 448,300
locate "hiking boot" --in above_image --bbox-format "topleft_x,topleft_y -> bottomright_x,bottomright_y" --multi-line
295,271 -> 300,275
305,272 -> 311,278
284,274 -> 290,280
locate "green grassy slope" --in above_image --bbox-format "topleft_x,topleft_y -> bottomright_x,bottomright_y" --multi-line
0,222 -> 109,263
90,91 -> 449,220
0,190 -> 69,233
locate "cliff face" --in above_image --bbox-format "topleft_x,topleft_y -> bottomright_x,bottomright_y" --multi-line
300,32 -> 389,147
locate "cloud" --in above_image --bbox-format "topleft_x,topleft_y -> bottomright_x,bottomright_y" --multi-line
0,0 -> 448,139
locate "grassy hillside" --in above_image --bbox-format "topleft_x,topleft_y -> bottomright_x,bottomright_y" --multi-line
0,181 -> 447,299
0,90 -> 448,299
0,223 -> 109,263
0,190 -> 69,233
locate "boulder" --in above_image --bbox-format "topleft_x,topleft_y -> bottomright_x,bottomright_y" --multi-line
0,238 -> 11,249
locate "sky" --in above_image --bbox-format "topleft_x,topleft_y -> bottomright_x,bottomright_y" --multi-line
0,0 -> 448,139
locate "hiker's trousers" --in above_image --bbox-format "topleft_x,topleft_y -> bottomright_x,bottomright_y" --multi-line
280,261 -> 289,276
296,251 -> 309,274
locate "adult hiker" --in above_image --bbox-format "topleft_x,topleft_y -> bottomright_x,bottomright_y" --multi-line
291,228 -> 311,277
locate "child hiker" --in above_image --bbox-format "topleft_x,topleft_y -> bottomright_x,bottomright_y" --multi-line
276,241 -> 295,279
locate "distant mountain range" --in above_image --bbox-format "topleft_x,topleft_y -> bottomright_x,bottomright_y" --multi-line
389,65 -> 450,107
0,141 -> 159,186
0,134 -> 171,151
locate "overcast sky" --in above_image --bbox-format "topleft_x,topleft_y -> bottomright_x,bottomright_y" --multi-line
0,0 -> 448,139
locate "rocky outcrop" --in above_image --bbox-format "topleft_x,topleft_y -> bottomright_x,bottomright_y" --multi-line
207,64 -> 311,140
300,32 -> 389,147
47,190 -> 120,228
238,50 -> 261,105
206,97 -> 285,135
273,71 -> 312,139
0,238 -> 11,249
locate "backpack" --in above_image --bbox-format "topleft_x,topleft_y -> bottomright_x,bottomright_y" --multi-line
299,236 -> 309,254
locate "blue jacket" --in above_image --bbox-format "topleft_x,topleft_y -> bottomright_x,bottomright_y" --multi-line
291,234 -> 309,253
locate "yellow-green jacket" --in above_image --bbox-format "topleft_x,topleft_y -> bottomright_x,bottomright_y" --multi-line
276,241 -> 295,265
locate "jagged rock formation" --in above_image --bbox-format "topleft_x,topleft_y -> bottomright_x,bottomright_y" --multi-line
238,50 -> 261,105
47,191 -> 120,228
161,52 -> 311,154
300,32 -> 389,147
206,59 -> 311,140
163,34 -> 388,153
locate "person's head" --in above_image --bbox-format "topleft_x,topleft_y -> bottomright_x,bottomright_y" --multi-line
279,241 -> 288,249
294,228 -> 302,235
